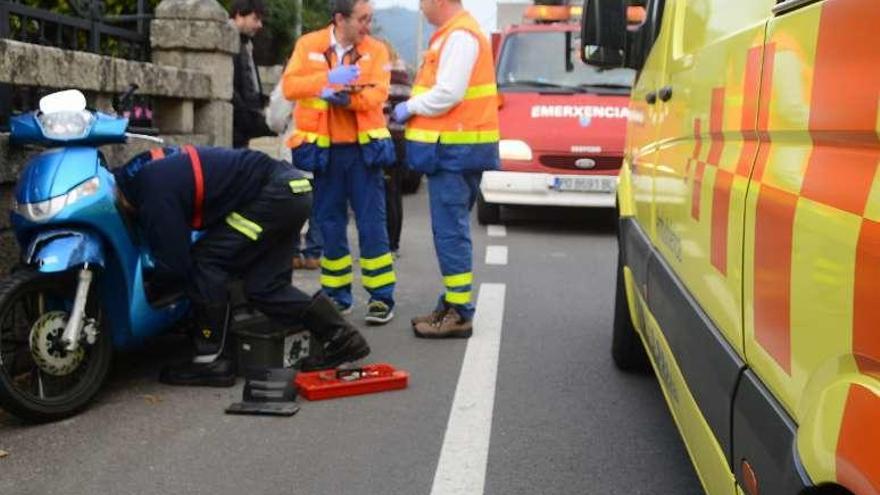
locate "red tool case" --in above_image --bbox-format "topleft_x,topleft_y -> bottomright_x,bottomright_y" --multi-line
295,363 -> 409,400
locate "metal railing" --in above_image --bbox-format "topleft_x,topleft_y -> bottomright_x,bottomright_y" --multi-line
0,0 -> 153,128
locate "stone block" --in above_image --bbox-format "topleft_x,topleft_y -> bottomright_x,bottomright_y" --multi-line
155,0 -> 228,22
259,64 -> 284,93
0,40 -> 211,99
93,94 -> 116,114
0,134 -> 36,184
111,58 -> 212,99
150,19 -> 238,54
101,134 -> 212,167
194,101 -> 233,147
154,99 -> 195,134
0,40 -> 111,91
0,187 -> 15,229
0,228 -> 20,276
152,51 -> 232,100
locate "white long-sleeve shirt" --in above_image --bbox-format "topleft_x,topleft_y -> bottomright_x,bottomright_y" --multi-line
406,30 -> 479,117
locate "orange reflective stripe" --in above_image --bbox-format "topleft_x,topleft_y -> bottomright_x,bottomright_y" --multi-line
149,148 -> 166,161
854,219 -> 880,362
711,170 -> 733,276
691,162 -> 706,221
836,384 -> 880,495
753,185 -> 798,375
707,87 -> 725,166
183,145 -> 204,230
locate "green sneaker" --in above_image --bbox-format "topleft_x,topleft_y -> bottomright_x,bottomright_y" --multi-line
365,301 -> 394,325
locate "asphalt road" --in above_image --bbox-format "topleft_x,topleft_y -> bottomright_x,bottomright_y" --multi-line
0,184 -> 702,495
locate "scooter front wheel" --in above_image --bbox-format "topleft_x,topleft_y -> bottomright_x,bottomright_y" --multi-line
0,268 -> 112,423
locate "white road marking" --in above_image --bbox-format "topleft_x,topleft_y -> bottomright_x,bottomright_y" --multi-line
487,225 -> 507,237
485,245 -> 508,266
430,283 -> 506,495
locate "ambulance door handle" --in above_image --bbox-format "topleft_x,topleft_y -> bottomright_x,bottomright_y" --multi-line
645,91 -> 657,104
659,86 -> 673,102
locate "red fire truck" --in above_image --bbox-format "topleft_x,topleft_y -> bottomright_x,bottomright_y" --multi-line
478,2 -> 637,224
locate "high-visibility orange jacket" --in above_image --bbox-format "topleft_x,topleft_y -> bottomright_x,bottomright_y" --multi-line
405,11 -> 500,174
281,26 -> 395,171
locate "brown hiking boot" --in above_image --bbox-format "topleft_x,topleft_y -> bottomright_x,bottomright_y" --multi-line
304,257 -> 321,270
411,308 -> 446,328
292,256 -> 305,270
413,307 -> 473,339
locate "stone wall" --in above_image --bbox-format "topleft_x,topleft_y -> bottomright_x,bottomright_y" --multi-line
0,0 -> 237,275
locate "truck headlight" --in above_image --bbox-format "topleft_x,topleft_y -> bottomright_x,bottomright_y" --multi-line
499,139 -> 533,161
14,177 -> 100,222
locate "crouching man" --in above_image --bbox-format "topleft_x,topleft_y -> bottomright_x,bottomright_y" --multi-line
114,146 -> 370,386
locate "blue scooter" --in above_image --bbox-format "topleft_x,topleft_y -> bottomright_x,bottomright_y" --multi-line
1,89 -> 189,422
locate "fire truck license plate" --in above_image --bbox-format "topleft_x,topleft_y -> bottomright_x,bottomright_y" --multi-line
553,177 -> 615,193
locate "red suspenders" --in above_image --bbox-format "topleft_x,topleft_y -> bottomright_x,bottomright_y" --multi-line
148,145 -> 205,230
182,145 -> 204,230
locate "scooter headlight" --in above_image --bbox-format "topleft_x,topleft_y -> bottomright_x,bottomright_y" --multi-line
14,177 -> 101,222
36,110 -> 94,141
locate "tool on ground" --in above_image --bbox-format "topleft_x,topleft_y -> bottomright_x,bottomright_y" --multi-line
226,367 -> 300,416
295,363 -> 408,401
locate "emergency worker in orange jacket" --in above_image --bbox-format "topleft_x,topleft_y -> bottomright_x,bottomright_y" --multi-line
282,0 -> 397,324
393,0 -> 500,338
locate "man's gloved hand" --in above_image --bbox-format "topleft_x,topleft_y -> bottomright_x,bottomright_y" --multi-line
320,88 -> 351,107
328,64 -> 360,85
392,101 -> 412,124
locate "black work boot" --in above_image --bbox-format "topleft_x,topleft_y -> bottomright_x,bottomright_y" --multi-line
160,303 -> 236,387
299,293 -> 371,371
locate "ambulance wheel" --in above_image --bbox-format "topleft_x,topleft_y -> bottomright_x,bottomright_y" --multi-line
612,257 -> 650,372
477,193 -> 501,225
0,269 -> 112,423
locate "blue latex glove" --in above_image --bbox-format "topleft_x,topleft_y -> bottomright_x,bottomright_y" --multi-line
328,64 -> 360,85
320,88 -> 351,107
392,101 -> 411,123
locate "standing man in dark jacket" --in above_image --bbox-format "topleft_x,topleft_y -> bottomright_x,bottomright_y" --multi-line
230,0 -> 274,148
379,38 -> 410,256
114,147 -> 370,386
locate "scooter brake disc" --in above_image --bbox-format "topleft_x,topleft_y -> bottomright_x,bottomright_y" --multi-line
29,311 -> 86,377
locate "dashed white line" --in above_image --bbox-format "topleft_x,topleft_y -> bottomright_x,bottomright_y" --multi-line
487,225 -> 507,237
430,283 -> 507,495
485,245 -> 508,266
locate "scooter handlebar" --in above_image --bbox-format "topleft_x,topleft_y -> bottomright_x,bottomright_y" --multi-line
125,133 -> 165,144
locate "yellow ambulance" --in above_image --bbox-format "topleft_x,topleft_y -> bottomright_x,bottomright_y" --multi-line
580,0 -> 879,493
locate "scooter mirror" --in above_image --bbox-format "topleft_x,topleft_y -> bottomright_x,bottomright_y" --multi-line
39,89 -> 87,115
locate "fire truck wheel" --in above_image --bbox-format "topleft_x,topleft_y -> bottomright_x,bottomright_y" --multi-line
477,193 -> 501,225
612,256 -> 650,372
